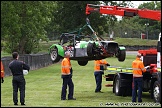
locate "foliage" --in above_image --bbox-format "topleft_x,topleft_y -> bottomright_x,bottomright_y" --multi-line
105,1 -> 161,39
1,1 -> 56,54
137,1 -> 161,39
52,1 -> 102,35
113,17 -> 145,38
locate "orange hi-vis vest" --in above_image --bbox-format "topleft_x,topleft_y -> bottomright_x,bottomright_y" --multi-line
61,58 -> 71,75
94,59 -> 108,71
132,57 -> 146,77
1,61 -> 4,78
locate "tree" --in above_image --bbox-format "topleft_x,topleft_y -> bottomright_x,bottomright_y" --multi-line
51,1 -> 103,35
1,1 -> 55,54
98,1 -> 133,36
113,17 -> 145,38
104,1 -> 161,40
137,1 -> 161,39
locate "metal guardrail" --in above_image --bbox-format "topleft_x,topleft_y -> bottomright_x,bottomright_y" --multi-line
1,53 -> 53,77
124,45 -> 156,51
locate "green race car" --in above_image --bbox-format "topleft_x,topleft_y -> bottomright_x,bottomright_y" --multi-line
48,18 -> 126,66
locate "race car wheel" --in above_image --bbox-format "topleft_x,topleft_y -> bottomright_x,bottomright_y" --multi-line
77,61 -> 88,66
50,47 -> 61,63
153,81 -> 161,103
114,76 -> 122,96
118,49 -> 126,62
87,42 -> 96,56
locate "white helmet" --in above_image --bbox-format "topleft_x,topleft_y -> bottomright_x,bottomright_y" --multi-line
23,70 -> 28,75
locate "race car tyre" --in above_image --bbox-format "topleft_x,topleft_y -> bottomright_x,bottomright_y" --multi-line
50,47 -> 61,63
118,49 -> 126,62
77,61 -> 88,66
114,76 -> 123,96
87,42 -> 96,56
153,81 -> 161,103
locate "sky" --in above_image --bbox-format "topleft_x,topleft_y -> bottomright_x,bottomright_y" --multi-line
131,1 -> 152,8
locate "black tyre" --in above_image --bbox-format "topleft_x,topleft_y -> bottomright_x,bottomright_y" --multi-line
153,81 -> 161,103
114,76 -> 122,96
50,47 -> 61,63
118,50 -> 126,62
87,42 -> 96,56
77,61 -> 88,66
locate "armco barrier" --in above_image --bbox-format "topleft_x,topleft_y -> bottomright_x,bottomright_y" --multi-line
124,45 -> 156,51
1,53 -> 53,77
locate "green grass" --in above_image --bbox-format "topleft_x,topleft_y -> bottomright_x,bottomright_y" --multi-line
38,40 -> 59,53
1,55 -> 161,107
1,51 -> 11,58
114,38 -> 157,46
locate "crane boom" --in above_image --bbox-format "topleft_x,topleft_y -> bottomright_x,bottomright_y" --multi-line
86,4 -> 161,21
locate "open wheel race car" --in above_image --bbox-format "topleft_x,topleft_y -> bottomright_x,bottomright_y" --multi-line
48,18 -> 126,66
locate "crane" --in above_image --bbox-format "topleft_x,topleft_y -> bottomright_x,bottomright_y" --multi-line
85,3 -> 161,103
86,4 -> 161,21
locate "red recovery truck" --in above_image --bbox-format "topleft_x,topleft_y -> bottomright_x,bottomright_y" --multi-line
86,4 -> 161,103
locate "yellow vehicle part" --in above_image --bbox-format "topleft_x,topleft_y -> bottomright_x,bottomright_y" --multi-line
107,66 -> 133,72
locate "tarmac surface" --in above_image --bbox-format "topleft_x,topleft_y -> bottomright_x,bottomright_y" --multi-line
126,51 -> 138,55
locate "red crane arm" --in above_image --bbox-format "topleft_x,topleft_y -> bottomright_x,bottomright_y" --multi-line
86,4 -> 161,21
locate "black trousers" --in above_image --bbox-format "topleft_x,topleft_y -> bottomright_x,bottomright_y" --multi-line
132,77 -> 143,102
61,75 -> 74,99
12,75 -> 26,104
94,71 -> 103,92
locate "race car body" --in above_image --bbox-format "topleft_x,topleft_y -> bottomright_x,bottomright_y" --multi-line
49,32 -> 126,66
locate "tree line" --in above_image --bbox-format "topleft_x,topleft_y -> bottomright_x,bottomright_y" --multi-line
1,1 -> 161,54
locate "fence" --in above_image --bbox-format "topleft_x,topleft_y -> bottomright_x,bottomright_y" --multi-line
123,45 -> 157,51
1,54 -> 53,77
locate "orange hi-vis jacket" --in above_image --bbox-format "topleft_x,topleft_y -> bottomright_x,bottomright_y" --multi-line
1,61 -> 4,78
61,58 -> 71,75
132,57 -> 146,77
94,59 -> 108,71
